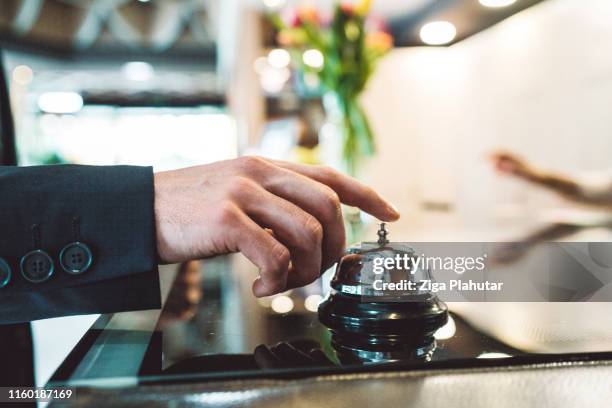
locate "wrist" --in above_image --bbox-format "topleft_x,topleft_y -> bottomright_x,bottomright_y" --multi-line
153,171 -> 173,264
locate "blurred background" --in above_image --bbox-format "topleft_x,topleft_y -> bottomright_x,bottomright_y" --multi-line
1,0 -> 612,387
2,0 -> 612,238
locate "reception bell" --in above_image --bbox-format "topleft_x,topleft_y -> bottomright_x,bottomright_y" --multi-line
318,223 -> 448,364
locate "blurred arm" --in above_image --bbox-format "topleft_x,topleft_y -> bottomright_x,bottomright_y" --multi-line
491,151 -> 612,207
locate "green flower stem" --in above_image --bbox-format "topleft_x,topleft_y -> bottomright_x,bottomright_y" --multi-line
335,93 -> 374,177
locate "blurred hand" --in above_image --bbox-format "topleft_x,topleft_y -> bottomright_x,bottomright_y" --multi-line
254,340 -> 334,369
490,151 -> 536,180
154,156 -> 399,297
158,261 -> 203,326
490,150 -> 590,202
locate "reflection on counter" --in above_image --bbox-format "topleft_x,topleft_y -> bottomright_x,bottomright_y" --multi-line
146,256 -> 524,376
143,224 -> 612,379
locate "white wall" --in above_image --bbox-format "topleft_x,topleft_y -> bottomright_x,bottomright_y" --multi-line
362,0 -> 612,239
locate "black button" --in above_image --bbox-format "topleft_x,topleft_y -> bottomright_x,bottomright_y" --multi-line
20,250 -> 54,283
59,242 -> 93,275
0,258 -> 11,289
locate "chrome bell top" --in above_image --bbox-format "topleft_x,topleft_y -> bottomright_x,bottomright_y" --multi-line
331,223 -> 434,300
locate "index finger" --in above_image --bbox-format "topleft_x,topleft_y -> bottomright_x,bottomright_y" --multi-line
272,161 -> 400,222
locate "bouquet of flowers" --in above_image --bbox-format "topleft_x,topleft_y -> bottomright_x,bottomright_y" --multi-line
271,0 -> 393,176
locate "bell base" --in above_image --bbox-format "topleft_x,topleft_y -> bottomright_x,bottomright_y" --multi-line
318,292 -> 449,336
330,331 -> 437,364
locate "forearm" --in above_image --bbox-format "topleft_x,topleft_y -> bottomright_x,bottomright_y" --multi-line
492,152 -> 612,207
1,156 -> 399,323
526,170 -> 583,198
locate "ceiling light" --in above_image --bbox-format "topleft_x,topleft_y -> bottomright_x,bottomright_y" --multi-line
262,0 -> 286,8
37,92 -> 83,114
267,48 -> 291,69
302,49 -> 324,69
122,61 -> 155,82
270,295 -> 294,314
419,21 -> 457,45
479,0 -> 517,8
12,65 -> 33,85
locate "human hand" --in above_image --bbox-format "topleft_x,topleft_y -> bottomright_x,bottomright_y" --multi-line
154,156 -> 399,297
158,261 -> 203,326
254,340 -> 334,369
490,150 -> 593,203
490,151 -> 535,180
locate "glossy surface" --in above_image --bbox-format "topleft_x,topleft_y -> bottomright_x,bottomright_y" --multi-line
48,255 -> 612,386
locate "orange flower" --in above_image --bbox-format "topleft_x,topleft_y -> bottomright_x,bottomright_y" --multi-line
366,31 -> 393,52
297,5 -> 320,25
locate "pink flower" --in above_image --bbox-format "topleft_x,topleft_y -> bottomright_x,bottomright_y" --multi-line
365,15 -> 389,33
340,3 -> 355,16
290,14 -> 302,27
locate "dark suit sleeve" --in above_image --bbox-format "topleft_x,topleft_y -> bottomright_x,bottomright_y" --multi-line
0,165 -> 161,324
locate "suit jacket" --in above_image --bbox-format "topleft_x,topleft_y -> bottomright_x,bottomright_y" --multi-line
0,165 -> 161,324
0,51 -> 159,389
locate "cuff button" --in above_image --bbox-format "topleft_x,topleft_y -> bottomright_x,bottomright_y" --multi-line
60,242 -> 93,275
20,250 -> 54,283
0,258 -> 11,288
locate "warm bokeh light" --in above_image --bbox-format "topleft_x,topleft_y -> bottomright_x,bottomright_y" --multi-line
253,56 -> 268,74
259,66 -> 291,94
267,48 -> 291,69
304,294 -> 323,312
419,21 -> 457,45
302,49 -> 324,69
271,295 -> 294,314
479,0 -> 517,8
12,65 -> 33,85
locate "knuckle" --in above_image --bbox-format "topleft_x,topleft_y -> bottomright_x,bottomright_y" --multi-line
320,187 -> 342,220
237,156 -> 268,174
227,176 -> 256,198
214,201 -> 239,225
317,165 -> 339,180
265,244 -> 290,287
301,215 -> 323,248
270,244 -> 290,270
